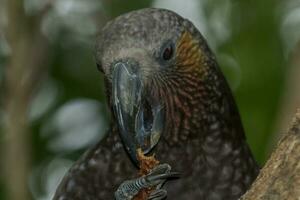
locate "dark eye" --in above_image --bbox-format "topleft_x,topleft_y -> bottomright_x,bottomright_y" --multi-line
161,42 -> 174,61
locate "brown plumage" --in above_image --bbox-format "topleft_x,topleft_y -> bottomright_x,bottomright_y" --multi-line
53,8 -> 259,200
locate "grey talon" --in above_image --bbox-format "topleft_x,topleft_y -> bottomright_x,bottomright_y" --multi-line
146,172 -> 180,184
148,189 -> 167,200
152,164 -> 171,175
145,164 -> 180,187
115,164 -> 180,200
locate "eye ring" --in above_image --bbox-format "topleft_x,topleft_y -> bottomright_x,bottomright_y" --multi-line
161,41 -> 175,61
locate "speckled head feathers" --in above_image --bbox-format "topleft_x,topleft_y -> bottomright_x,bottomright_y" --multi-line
95,8 -> 212,77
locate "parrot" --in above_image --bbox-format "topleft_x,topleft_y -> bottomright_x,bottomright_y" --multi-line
53,8 -> 259,200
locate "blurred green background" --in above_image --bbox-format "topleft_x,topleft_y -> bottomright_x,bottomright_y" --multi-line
1,0 -> 300,199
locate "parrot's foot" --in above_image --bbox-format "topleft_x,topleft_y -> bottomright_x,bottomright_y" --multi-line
115,164 -> 179,200
148,189 -> 167,200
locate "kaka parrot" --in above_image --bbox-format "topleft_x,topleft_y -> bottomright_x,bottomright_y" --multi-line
53,8 -> 259,200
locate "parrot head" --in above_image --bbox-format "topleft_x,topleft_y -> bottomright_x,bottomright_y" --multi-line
95,8 -> 218,165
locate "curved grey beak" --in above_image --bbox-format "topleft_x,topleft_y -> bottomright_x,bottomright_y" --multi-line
112,62 -> 164,166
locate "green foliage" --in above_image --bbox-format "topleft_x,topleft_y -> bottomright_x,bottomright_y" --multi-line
219,0 -> 286,163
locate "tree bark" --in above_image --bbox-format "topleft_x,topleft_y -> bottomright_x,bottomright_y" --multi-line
241,109 -> 300,200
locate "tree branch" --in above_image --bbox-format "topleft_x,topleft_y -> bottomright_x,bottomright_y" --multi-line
241,109 -> 300,199
2,0 -> 49,199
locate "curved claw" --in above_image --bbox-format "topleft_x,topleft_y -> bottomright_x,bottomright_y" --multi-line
115,164 -> 180,200
145,172 -> 180,185
148,164 -> 171,175
145,164 -> 180,186
148,189 -> 167,200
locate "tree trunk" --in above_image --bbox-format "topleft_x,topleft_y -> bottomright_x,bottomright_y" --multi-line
2,1 -> 49,200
